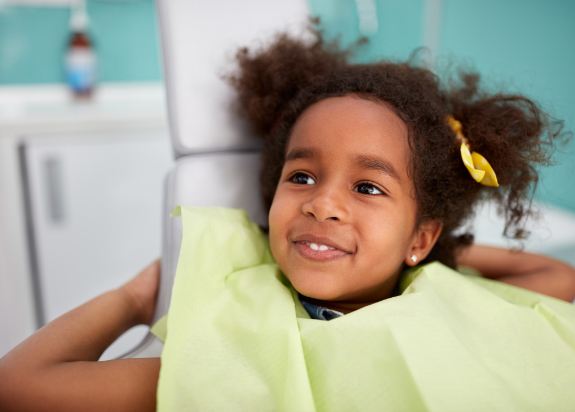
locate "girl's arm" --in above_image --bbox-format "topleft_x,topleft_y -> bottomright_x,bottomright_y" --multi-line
458,245 -> 575,302
0,261 -> 161,412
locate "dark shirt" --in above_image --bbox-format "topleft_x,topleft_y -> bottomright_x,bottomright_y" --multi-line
299,296 -> 344,321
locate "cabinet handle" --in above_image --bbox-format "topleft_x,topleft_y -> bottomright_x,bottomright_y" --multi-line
44,157 -> 65,224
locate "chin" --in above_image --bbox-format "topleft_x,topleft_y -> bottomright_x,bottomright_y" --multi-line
288,276 -> 344,301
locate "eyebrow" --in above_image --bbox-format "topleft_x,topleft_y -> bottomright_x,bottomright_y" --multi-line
285,147 -> 401,181
355,154 -> 401,181
285,147 -> 315,162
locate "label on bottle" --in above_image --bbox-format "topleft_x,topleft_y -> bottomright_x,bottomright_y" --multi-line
65,47 -> 97,94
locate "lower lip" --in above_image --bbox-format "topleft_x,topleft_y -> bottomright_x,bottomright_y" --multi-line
293,241 -> 351,261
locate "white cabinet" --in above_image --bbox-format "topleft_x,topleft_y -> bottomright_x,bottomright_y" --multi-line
0,84 -> 173,359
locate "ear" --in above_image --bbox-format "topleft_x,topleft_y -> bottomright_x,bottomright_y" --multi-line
404,219 -> 443,266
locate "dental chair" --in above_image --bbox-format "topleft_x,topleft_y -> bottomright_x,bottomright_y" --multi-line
124,0 -> 575,359
123,0 -> 309,358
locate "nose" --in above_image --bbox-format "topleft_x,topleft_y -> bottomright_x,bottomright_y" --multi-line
301,184 -> 348,222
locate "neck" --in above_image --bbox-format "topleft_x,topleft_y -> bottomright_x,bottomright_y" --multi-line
300,274 -> 401,314
300,297 -> 368,314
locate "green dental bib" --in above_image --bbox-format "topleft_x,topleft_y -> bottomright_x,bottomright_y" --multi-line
155,207 -> 575,411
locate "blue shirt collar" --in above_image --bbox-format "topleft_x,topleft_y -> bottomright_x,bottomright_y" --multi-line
299,296 -> 344,321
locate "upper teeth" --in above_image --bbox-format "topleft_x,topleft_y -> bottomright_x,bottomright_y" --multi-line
307,242 -> 335,251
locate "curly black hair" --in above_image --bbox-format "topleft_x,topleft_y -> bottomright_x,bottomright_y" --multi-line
227,26 -> 565,268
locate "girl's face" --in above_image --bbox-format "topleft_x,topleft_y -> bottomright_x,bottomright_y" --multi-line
268,95 -> 441,312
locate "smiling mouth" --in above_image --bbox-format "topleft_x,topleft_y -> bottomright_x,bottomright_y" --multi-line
292,239 -> 353,261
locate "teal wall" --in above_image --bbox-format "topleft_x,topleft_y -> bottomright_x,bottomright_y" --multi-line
1,0 -> 574,212
439,0 -> 575,213
308,0 -> 425,62
311,0 -> 575,213
0,0 -> 161,84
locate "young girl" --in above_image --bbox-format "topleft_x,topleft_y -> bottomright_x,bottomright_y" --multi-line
1,28 -> 575,411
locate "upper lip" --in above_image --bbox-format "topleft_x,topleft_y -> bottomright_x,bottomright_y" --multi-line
292,233 -> 354,254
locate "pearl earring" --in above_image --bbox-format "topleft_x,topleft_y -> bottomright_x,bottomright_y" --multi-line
410,255 -> 418,263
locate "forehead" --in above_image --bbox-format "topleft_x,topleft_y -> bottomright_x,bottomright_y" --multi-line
287,95 -> 410,175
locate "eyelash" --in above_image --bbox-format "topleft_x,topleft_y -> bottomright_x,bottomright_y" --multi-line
355,182 -> 385,196
288,172 -> 315,185
287,172 -> 386,196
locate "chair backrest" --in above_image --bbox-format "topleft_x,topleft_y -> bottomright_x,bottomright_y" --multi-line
155,0 -> 309,317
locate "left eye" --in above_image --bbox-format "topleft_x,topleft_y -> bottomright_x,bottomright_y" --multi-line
355,182 -> 384,196
289,172 -> 316,185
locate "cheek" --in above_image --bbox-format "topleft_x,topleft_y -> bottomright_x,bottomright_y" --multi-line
268,184 -> 299,228
362,206 -> 416,257
268,192 -> 289,256
268,192 -> 285,233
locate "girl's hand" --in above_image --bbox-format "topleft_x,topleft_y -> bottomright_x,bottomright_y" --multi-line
119,260 -> 161,326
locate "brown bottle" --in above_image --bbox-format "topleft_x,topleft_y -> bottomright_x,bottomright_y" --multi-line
65,6 -> 97,99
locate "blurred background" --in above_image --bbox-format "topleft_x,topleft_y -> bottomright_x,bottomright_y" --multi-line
1,0 -> 574,358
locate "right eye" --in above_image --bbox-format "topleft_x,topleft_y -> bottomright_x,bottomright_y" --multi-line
289,172 -> 316,185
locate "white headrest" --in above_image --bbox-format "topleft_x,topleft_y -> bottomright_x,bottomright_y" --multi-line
157,0 -> 309,156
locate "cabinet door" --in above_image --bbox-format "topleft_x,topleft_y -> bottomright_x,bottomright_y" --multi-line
21,129 -> 172,359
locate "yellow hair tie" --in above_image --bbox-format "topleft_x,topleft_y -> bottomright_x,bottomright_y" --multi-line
447,116 -> 499,187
